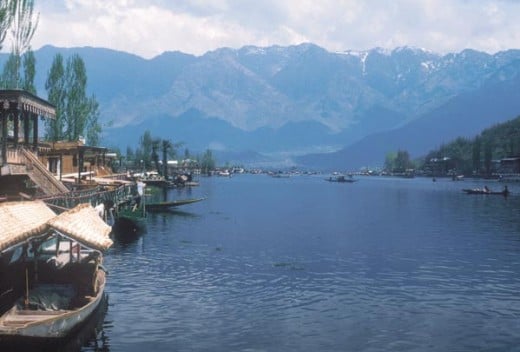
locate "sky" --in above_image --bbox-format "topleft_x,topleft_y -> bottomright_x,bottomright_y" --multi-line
22,0 -> 520,59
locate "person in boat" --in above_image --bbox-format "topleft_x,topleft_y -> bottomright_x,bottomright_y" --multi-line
504,185 -> 509,195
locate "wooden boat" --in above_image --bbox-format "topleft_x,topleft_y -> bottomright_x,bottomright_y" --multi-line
112,181 -> 147,235
0,202 -> 112,340
462,188 -> 509,196
325,175 -> 357,183
114,203 -> 147,234
271,173 -> 290,178
146,197 -> 206,211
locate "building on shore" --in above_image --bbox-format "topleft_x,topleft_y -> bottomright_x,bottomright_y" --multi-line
0,90 -> 117,199
37,140 -> 115,185
0,89 -> 68,198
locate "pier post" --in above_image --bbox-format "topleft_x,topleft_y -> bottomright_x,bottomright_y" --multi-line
1,110 -> 6,166
32,113 -> 38,153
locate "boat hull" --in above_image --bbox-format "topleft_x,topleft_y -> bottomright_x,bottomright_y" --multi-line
0,271 -> 106,339
146,197 -> 205,211
462,189 -> 509,196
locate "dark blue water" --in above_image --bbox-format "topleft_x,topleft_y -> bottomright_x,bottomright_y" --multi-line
90,175 -> 520,351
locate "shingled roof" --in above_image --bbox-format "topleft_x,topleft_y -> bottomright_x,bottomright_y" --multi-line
0,201 -> 112,253
0,201 -> 56,252
48,203 -> 113,251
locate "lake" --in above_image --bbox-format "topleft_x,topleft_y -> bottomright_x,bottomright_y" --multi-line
25,175 -> 520,351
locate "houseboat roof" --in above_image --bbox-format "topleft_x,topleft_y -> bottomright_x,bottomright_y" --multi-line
48,203 -> 113,251
0,200 -> 56,252
41,140 -> 109,154
0,89 -> 56,119
0,201 -> 112,253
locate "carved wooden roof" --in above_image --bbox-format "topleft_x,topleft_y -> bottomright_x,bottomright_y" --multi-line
0,89 -> 56,119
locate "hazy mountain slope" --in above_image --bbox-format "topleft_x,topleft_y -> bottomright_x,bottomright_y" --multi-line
2,44 -> 520,167
298,60 -> 520,170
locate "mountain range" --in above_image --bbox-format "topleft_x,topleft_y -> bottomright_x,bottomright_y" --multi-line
3,44 -> 520,170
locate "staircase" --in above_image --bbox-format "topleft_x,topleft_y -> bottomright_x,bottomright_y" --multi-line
20,147 -> 69,195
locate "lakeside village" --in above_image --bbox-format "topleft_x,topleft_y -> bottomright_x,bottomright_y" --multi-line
0,89 -> 225,342
0,89 -> 519,342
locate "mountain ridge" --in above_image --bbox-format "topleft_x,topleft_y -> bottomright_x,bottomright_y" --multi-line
2,43 -> 520,168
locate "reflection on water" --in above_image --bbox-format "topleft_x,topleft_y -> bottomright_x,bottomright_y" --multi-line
101,176 -> 520,351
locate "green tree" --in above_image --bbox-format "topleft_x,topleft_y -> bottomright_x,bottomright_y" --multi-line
384,152 -> 397,172
21,48 -> 35,92
394,150 -> 413,172
384,150 -> 415,173
1,53 -> 17,88
200,149 -> 215,174
0,1 -> 13,51
484,141 -> 493,176
85,96 -> 100,145
64,55 -> 87,141
161,139 -> 173,177
3,0 -> 39,88
45,54 -> 101,145
138,130 -> 153,169
151,138 -> 161,173
44,53 -> 66,141
472,136 -> 481,175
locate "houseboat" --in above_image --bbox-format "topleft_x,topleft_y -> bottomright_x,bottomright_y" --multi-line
0,201 -> 112,340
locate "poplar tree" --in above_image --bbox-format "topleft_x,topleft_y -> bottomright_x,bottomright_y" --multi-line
45,53 -> 65,141
200,149 -> 215,174
0,0 -> 39,89
45,54 -> 101,145
0,1 -> 13,51
21,48 -> 35,92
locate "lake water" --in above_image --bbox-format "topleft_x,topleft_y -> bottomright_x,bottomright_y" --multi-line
25,175 -> 520,351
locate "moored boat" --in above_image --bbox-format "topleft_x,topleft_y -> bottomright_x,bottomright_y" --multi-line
0,201 -> 112,341
113,204 -> 147,235
113,181 -> 147,235
145,197 -> 206,212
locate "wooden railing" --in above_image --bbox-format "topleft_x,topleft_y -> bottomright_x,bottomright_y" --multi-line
6,148 -> 25,164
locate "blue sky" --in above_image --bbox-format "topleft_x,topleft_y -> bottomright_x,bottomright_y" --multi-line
25,0 -> 520,59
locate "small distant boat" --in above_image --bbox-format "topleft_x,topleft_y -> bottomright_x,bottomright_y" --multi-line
271,173 -> 290,178
462,188 -> 509,196
452,175 -> 464,181
325,175 -> 357,183
146,197 -> 206,211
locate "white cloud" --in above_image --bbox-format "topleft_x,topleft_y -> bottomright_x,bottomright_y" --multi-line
28,0 -> 520,59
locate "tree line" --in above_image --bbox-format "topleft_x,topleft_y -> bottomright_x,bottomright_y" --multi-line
384,115 -> 520,177
121,130 -> 216,175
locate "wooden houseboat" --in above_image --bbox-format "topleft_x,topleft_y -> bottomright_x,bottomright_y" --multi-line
0,201 -> 112,340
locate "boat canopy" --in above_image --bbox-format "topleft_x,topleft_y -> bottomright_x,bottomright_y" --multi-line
48,203 -> 113,251
0,201 -> 113,253
0,200 -> 56,252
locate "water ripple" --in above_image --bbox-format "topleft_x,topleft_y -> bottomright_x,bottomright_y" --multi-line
94,177 -> 520,351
